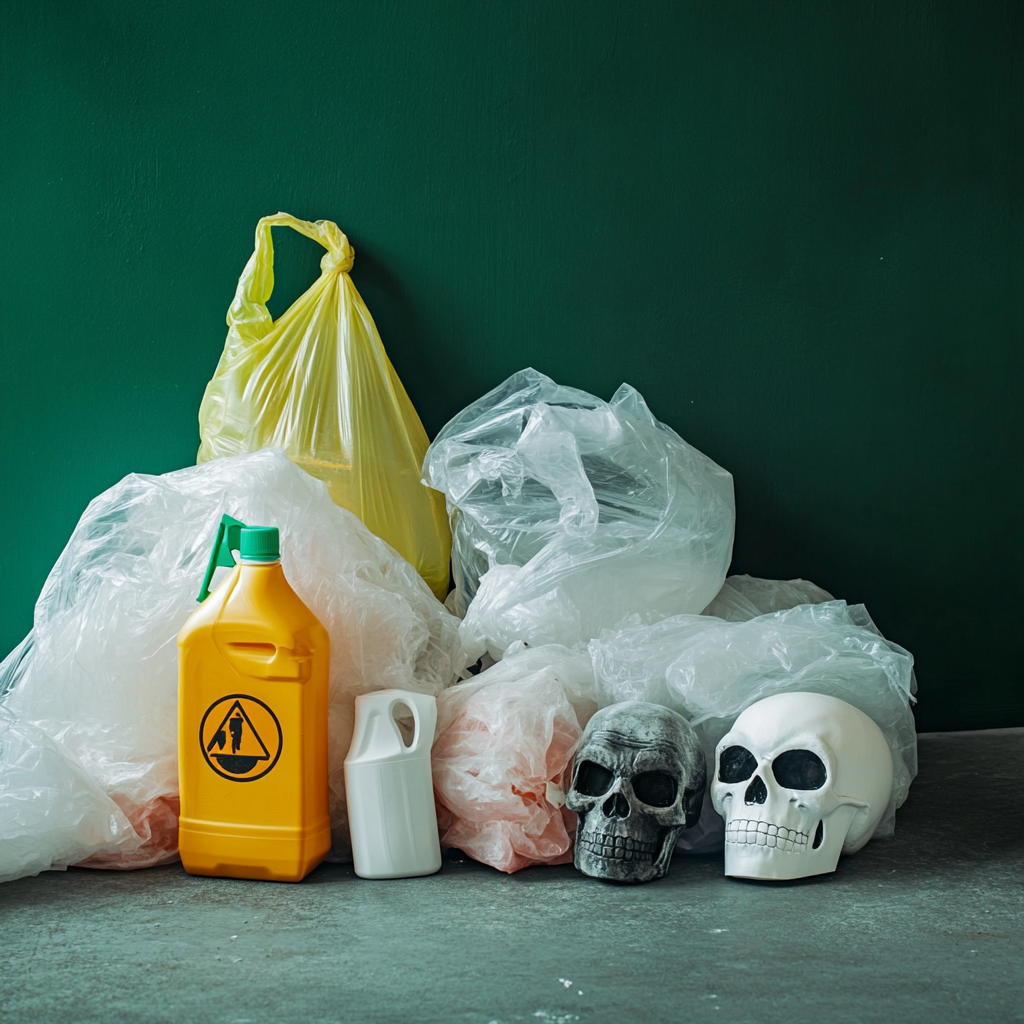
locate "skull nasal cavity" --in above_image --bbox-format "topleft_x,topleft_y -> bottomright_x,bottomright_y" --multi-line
603,792 -> 630,818
744,776 -> 767,805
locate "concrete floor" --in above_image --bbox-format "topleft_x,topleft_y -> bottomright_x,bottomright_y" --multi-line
1,730 -> 1021,1024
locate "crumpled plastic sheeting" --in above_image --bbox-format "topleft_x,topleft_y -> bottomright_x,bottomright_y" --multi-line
0,706 -> 139,883
422,369 -> 735,670
3,449 -> 458,867
702,574 -> 834,621
432,644 -> 598,873
590,599 -> 916,846
0,633 -> 33,702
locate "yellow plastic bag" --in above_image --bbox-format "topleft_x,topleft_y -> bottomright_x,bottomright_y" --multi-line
197,213 -> 451,599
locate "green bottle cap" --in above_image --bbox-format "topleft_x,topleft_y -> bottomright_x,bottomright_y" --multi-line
240,526 -> 280,562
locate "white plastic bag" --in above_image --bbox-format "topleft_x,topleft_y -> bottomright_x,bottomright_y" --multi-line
4,449 -> 458,866
0,706 -> 138,884
423,369 -> 735,668
590,598 -> 916,843
432,643 -> 598,872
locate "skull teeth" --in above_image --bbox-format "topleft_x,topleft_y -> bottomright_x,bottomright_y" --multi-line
725,819 -> 809,852
577,830 -> 657,861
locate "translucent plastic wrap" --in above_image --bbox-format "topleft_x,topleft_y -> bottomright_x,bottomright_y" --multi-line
0,633 -> 32,701
4,449 -> 458,867
702,574 -> 834,621
590,599 -> 916,843
423,369 -> 735,668
432,644 -> 598,872
0,706 -> 139,884
197,213 -> 451,599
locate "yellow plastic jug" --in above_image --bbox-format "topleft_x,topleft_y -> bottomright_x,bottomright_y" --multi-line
177,515 -> 331,882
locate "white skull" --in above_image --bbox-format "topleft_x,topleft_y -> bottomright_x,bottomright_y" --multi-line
711,692 -> 893,880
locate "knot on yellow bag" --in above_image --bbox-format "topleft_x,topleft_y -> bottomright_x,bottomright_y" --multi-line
320,241 -> 354,275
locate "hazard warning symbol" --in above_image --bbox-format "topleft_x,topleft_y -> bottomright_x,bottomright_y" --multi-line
199,694 -> 283,782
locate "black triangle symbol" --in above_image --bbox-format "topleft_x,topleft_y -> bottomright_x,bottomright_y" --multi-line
207,699 -> 270,761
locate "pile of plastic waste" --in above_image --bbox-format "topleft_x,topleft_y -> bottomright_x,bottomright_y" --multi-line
0,369 -> 917,884
0,213 -> 916,885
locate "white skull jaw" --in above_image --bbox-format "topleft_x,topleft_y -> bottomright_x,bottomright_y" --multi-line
711,692 -> 894,882
566,701 -> 705,885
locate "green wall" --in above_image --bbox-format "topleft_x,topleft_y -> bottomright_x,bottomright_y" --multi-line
1,1 -> 1021,730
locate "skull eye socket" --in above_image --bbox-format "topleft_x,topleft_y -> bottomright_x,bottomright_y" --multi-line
771,749 -> 827,790
574,760 -> 614,797
632,771 -> 677,808
718,745 -> 757,784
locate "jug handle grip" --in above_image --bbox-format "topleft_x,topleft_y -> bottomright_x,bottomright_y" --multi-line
390,692 -> 437,756
397,694 -> 422,754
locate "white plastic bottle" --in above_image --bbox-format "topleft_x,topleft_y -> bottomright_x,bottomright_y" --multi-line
344,689 -> 442,879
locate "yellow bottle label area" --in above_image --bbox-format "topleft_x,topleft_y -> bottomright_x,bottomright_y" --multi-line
200,694 -> 283,782
178,560 -> 331,883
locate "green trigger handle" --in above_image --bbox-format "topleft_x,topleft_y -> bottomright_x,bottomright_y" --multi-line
197,514 -> 249,603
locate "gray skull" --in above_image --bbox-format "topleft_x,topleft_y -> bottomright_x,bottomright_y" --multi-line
566,701 -> 706,884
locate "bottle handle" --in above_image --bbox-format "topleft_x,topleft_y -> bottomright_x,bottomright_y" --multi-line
390,691 -> 436,757
348,689 -> 437,763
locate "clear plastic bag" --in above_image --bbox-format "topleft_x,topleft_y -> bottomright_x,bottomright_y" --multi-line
590,597 -> 916,844
0,706 -> 139,884
4,449 -> 458,867
423,369 -> 735,668
198,213 -> 451,600
432,643 -> 598,872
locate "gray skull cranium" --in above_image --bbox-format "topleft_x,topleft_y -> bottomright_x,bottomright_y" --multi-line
566,701 -> 705,883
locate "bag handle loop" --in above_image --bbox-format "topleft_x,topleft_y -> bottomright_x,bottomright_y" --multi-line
226,212 -> 355,343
